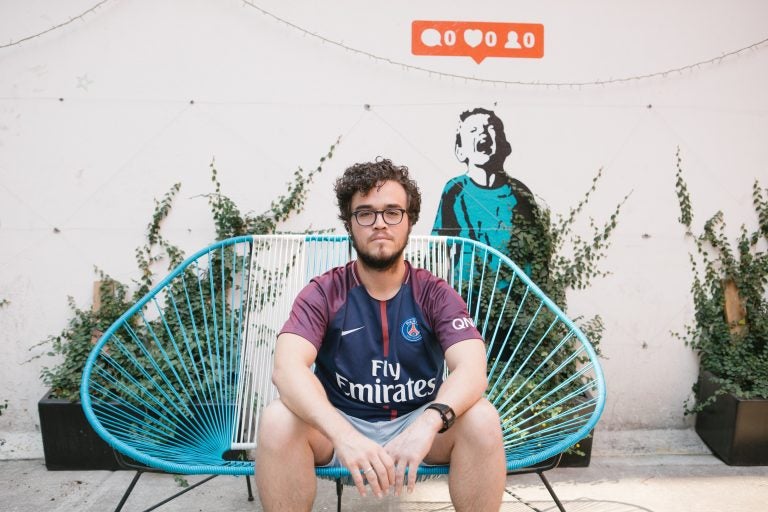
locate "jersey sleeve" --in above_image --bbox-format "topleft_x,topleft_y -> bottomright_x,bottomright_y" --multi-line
413,268 -> 483,351
279,280 -> 328,351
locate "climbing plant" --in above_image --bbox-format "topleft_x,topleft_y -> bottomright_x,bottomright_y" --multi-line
486,169 -> 628,459
35,140 -> 338,401
508,167 -> 629,354
673,148 -> 768,414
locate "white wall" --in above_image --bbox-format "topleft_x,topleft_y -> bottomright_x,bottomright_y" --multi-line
1,0 -> 767,453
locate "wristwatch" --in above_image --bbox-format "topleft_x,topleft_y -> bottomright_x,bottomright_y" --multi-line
426,403 -> 456,433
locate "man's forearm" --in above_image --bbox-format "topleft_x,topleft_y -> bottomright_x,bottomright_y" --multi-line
272,363 -> 355,444
432,339 -> 488,418
433,364 -> 487,417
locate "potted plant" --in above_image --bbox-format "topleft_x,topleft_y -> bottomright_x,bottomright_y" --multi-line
33,143 -> 337,470
36,276 -> 134,469
674,149 -> 768,465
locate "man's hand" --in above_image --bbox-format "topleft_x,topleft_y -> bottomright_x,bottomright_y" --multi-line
334,428 -> 396,498
384,409 -> 443,495
273,334 -> 396,498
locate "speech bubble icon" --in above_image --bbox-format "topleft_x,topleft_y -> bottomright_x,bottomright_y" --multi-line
421,28 -> 442,47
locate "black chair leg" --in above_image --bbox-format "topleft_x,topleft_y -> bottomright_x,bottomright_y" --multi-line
113,471 -> 220,512
245,474 -> 255,501
111,450 -> 242,511
142,475 -> 218,512
335,478 -> 343,512
115,470 -> 143,512
537,470 -> 566,512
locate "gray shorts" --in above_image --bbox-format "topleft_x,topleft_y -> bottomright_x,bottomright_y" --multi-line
317,402 -> 434,469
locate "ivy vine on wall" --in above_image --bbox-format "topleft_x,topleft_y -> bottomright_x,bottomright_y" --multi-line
509,167 -> 630,352
34,140 -> 338,401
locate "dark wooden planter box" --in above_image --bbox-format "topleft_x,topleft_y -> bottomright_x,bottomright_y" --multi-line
695,371 -> 768,466
558,391 -> 596,467
38,391 -> 122,470
38,393 -> 238,471
559,432 -> 593,467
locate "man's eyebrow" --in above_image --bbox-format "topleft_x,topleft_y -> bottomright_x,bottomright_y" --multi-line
353,203 -> 404,210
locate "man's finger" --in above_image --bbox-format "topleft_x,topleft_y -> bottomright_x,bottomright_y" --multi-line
350,466 -> 367,497
370,459 -> 391,493
385,458 -> 396,492
393,460 -> 406,497
407,461 -> 418,494
363,465 -> 384,498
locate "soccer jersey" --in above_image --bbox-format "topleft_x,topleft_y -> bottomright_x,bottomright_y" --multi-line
280,260 -> 481,422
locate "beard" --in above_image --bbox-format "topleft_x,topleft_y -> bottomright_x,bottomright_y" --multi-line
350,232 -> 408,271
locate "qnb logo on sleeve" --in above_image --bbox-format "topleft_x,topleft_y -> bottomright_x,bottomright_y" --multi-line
452,317 -> 476,330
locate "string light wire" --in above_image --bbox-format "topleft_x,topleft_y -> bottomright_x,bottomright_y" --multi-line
241,1 -> 768,88
0,0 -> 113,49
2,0 -> 766,88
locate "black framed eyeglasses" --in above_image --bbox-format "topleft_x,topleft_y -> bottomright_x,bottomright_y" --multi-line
351,208 -> 407,226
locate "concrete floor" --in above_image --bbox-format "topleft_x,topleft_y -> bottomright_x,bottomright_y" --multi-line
1,429 -> 767,511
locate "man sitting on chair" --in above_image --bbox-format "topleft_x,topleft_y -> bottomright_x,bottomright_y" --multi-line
255,158 -> 506,511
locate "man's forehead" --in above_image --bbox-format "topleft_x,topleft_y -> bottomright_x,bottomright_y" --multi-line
351,181 -> 407,206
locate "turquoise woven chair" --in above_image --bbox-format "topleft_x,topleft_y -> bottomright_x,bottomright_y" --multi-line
81,235 -> 605,511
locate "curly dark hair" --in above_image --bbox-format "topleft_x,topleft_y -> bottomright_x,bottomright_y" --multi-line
334,158 -> 421,229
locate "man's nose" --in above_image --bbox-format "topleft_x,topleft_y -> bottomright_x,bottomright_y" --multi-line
372,212 -> 388,228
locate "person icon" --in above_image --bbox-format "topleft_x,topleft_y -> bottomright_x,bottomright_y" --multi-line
504,31 -> 522,49
431,108 -> 540,269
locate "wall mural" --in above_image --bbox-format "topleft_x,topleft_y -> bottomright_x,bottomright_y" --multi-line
430,108 -> 552,364
431,108 -> 544,276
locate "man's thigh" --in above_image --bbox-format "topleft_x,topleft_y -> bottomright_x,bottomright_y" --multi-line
261,399 -> 335,465
307,426 -> 335,466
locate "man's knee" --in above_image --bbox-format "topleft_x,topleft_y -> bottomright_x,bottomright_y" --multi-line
257,399 -> 302,446
456,399 -> 502,446
256,400 -> 333,465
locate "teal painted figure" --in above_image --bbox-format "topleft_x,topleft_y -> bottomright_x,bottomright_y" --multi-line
432,108 -> 540,273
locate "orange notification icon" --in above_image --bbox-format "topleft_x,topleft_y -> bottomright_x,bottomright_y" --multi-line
412,20 -> 544,63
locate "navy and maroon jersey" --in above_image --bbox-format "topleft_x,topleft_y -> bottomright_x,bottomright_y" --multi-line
280,260 -> 482,422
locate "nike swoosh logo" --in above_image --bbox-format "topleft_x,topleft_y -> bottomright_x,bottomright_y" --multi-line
341,326 -> 365,336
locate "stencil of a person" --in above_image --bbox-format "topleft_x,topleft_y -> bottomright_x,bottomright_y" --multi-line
431,108 -> 539,263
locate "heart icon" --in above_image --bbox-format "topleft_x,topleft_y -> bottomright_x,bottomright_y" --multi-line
464,29 -> 483,48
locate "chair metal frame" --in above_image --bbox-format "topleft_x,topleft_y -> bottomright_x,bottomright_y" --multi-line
81,234 -> 605,511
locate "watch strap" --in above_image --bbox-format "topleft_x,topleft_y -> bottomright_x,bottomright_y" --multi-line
426,403 -> 456,433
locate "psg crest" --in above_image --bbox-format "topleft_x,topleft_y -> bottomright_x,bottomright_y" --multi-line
401,317 -> 423,343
